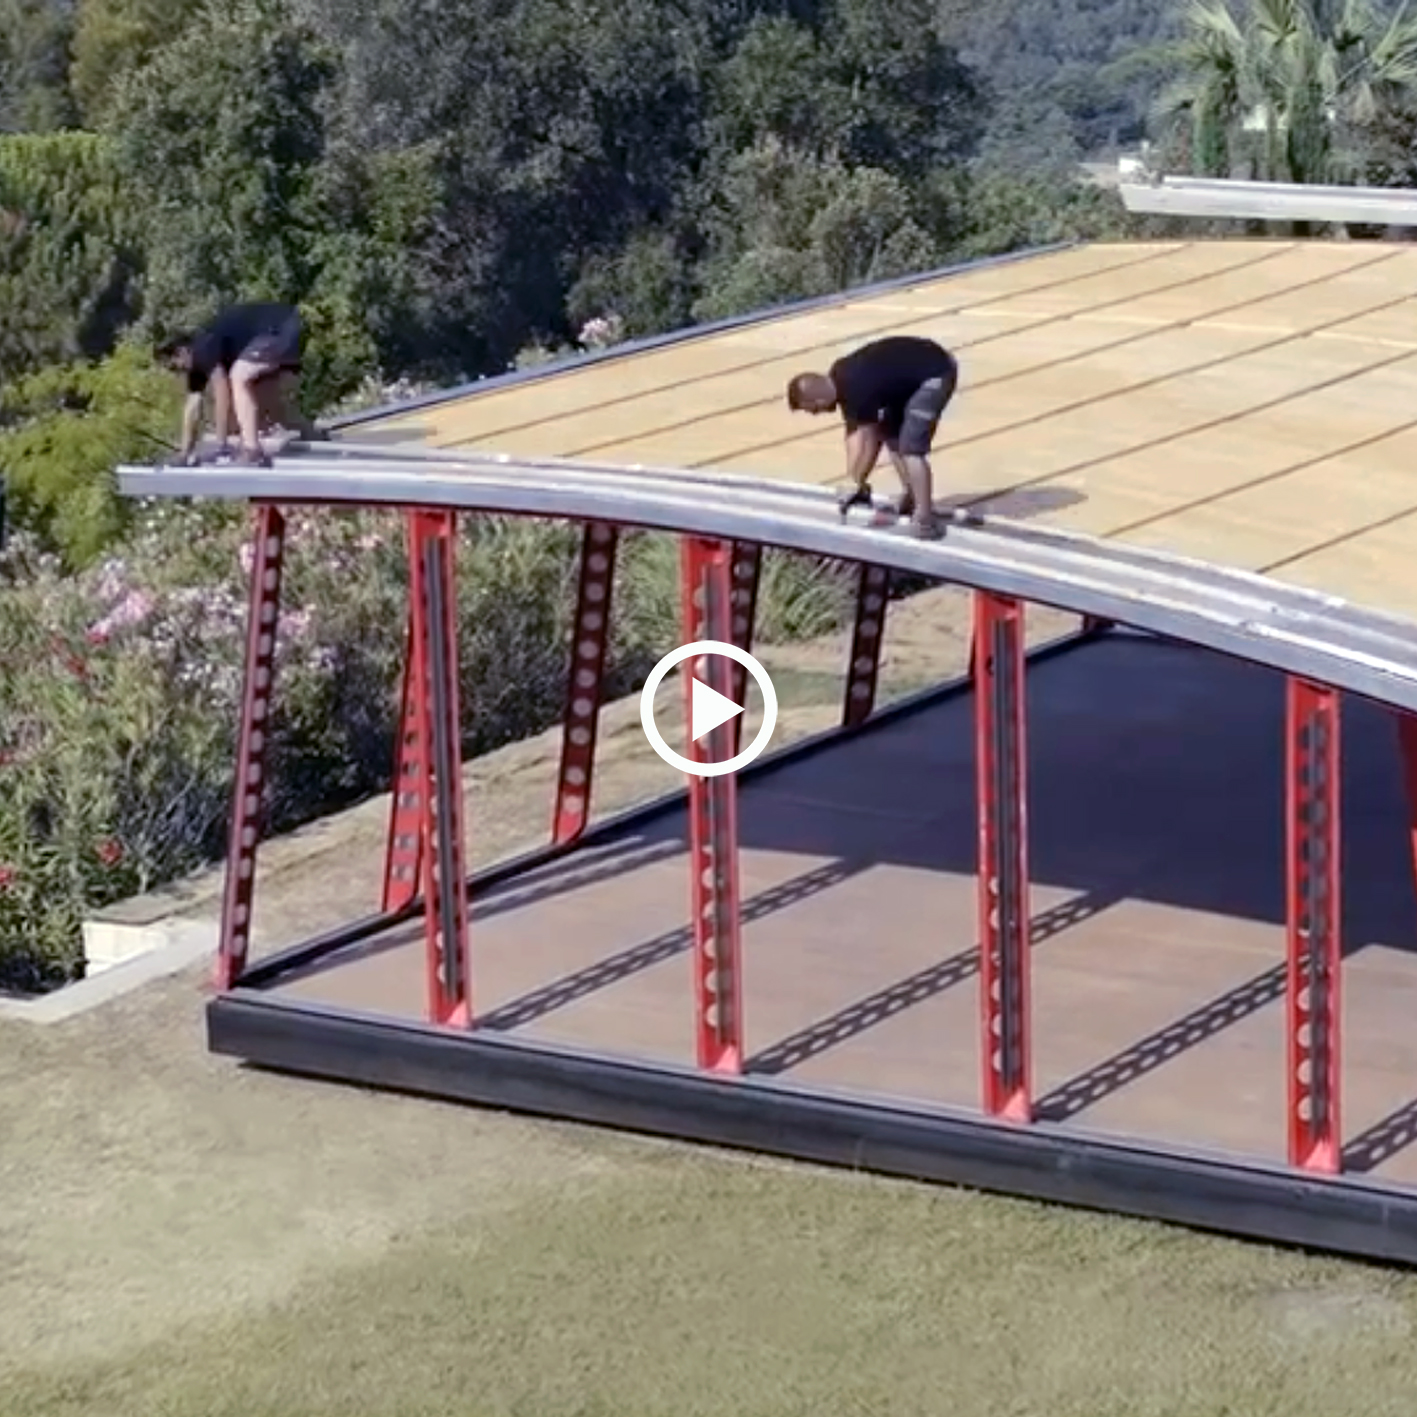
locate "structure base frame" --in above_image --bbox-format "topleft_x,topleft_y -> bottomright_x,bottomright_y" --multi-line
207,990 -> 1417,1269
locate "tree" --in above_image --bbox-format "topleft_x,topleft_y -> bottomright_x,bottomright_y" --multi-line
0,339 -> 181,566
1161,0 -> 1417,184
0,0 -> 77,132
0,130 -> 142,385
69,0 -> 202,127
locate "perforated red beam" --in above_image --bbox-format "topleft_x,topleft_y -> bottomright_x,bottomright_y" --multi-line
552,522 -> 618,845
408,509 -> 473,1027
681,536 -> 745,1073
844,563 -> 890,727
381,623 -> 423,912
216,504 -> 287,991
727,541 -> 762,754
1286,677 -> 1342,1173
974,590 -> 1032,1122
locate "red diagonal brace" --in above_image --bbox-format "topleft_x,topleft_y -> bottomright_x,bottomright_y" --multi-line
553,521 -> 618,845
216,503 -> 286,990
1286,677 -> 1342,1173
681,536 -> 744,1073
844,562 -> 890,727
407,509 -> 473,1027
381,623 -> 423,913
974,590 -> 1032,1122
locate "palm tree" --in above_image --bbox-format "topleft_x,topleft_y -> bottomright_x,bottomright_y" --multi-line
1159,0 -> 1417,185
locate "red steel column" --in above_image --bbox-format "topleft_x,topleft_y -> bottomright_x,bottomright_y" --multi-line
408,510 -> 473,1027
681,536 -> 744,1073
216,504 -> 286,990
974,590 -> 1032,1122
552,521 -> 618,845
381,623 -> 423,912
727,541 -> 762,755
1286,677 -> 1342,1173
844,562 -> 890,727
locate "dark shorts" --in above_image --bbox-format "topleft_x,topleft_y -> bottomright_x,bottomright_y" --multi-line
235,314 -> 302,378
886,361 -> 958,457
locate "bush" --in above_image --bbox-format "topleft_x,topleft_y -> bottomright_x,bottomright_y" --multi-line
0,505 -> 853,991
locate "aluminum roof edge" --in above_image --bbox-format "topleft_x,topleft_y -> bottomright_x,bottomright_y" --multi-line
115,460 -> 1417,713
326,242 -> 1081,432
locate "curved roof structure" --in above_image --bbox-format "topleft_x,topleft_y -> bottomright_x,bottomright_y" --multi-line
117,236 -> 1417,705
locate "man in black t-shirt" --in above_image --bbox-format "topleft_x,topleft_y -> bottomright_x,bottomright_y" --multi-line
786,335 -> 959,538
157,302 -> 325,466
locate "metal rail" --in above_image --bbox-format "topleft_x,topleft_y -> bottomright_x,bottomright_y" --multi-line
1118,173 -> 1417,226
117,448 -> 1417,712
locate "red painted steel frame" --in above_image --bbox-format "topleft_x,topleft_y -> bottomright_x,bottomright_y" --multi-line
973,590 -> 1032,1122
408,510 -> 474,1027
381,624 -> 423,913
553,522 -> 618,845
727,541 -> 762,755
844,563 -> 890,727
216,504 -> 287,990
681,536 -> 745,1073
1286,677 -> 1342,1173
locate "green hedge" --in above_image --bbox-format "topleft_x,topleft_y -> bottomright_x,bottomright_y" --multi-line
0,502 -> 853,992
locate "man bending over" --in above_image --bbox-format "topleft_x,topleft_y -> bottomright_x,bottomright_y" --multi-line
786,335 -> 959,539
158,301 -> 325,467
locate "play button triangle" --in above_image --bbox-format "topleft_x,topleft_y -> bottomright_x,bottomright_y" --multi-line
690,674 -> 744,742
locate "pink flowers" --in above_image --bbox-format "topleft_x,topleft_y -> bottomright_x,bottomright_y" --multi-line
85,588 -> 155,645
0,866 -> 14,892
96,840 -> 123,868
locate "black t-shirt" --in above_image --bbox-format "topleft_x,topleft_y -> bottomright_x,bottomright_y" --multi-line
186,302 -> 296,394
828,336 -> 956,434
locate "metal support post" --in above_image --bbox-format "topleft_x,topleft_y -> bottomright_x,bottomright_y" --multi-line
974,590 -> 1031,1122
727,541 -> 762,754
216,503 -> 286,991
381,624 -> 423,913
552,521 -> 618,845
1286,677 -> 1342,1173
844,562 -> 890,727
407,510 -> 473,1027
681,536 -> 744,1073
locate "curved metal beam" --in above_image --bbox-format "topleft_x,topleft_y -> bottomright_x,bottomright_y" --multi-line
1119,174 -> 1417,226
116,451 -> 1417,712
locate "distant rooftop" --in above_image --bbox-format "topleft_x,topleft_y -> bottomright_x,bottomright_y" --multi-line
345,239 -> 1417,621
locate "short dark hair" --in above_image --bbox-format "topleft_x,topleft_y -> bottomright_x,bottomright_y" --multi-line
786,371 -> 833,410
155,331 -> 194,364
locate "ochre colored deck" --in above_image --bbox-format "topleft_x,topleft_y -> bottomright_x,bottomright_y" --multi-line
348,239 -> 1417,621
271,637 -> 1417,1183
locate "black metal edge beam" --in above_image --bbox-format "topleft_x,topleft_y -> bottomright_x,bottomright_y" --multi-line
326,243 -> 1077,432
236,621 -> 1106,988
207,988 -> 1417,1268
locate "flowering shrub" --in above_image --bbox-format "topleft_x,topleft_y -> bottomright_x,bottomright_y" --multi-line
0,504 -> 853,991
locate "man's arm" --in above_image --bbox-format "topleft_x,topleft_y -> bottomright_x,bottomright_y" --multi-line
843,423 -> 882,490
175,391 -> 205,461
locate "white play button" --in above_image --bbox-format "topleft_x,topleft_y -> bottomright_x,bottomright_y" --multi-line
639,639 -> 778,779
690,674 -> 744,742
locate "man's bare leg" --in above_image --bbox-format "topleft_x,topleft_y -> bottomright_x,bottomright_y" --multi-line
885,448 -> 915,517
209,370 -> 236,450
229,358 -> 272,460
901,453 -> 940,538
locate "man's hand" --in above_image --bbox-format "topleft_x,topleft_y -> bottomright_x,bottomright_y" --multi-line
843,424 -> 882,490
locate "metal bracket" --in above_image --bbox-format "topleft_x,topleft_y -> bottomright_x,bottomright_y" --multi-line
216,504 -> 286,991
844,563 -> 890,727
681,536 -> 744,1073
974,591 -> 1032,1121
407,510 -> 473,1027
553,521 -> 618,845
1286,677 -> 1342,1172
